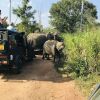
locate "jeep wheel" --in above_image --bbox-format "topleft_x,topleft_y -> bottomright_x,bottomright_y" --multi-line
13,56 -> 22,74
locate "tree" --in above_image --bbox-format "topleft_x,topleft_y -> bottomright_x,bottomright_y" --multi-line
13,0 -> 37,33
50,0 -> 97,33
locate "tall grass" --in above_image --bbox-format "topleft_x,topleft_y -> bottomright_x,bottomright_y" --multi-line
61,29 -> 100,77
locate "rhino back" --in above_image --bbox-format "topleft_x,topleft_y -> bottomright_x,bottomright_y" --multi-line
35,35 -> 47,49
27,33 -> 47,49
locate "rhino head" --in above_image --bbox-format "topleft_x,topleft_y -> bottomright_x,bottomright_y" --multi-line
56,41 -> 65,52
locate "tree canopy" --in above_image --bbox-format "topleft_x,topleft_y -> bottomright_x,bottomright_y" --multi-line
50,0 -> 97,33
13,0 -> 37,33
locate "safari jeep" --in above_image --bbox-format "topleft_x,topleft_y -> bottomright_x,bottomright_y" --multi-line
0,29 -> 26,73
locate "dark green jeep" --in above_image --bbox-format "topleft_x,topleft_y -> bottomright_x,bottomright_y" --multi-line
0,29 -> 26,73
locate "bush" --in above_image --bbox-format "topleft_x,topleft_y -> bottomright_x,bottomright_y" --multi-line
60,29 -> 100,77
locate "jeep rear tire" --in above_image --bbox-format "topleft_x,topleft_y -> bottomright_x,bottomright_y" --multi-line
13,56 -> 22,74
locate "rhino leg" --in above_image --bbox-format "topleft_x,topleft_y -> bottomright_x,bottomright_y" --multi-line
42,54 -> 45,60
47,54 -> 50,60
42,49 -> 45,59
42,49 -> 50,60
54,55 -> 55,62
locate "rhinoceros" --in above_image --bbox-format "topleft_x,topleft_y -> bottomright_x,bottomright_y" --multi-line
26,32 -> 56,52
42,40 -> 65,62
27,33 -> 47,49
26,32 -> 64,59
26,33 -> 47,58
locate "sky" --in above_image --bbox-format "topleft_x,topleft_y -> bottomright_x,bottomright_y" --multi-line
0,0 -> 100,28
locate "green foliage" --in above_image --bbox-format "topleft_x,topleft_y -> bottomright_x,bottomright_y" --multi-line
16,22 -> 39,34
50,0 -> 97,33
60,28 -> 100,77
13,0 -> 37,33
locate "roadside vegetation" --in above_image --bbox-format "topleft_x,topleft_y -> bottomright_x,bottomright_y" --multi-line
56,27 -> 99,96
49,0 -> 100,96
62,28 -> 100,75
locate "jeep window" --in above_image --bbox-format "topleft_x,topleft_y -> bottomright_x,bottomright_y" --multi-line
0,31 -> 8,41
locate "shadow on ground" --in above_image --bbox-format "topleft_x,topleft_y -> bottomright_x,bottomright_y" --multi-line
0,56 -> 72,83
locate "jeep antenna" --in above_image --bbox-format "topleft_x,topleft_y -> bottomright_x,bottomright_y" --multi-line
9,0 -> 12,24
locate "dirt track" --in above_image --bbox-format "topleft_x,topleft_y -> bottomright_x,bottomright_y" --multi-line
0,56 -> 85,100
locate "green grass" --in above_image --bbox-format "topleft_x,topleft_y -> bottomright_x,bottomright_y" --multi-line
61,29 -> 100,76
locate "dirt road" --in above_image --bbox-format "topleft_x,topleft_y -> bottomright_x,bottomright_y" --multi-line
0,56 -> 85,100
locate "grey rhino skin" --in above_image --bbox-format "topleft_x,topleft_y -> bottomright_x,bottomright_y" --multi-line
42,40 -> 64,62
26,32 -> 63,59
27,33 -> 47,50
27,32 -> 63,50
26,32 -> 58,51
26,33 -> 47,59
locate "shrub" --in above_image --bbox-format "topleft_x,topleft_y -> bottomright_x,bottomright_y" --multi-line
60,29 -> 100,77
